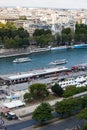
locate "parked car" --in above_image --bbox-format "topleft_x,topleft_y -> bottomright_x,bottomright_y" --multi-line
6,112 -> 18,120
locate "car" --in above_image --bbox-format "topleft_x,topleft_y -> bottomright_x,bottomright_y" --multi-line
6,112 -> 18,120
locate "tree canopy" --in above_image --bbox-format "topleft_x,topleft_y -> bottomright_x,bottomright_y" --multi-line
32,102 -> 53,123
51,83 -> 63,96
78,107 -> 87,120
33,29 -> 52,47
0,23 -> 30,48
29,83 -> 49,99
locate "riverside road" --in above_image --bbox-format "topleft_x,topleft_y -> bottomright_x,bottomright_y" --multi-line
6,116 -> 85,130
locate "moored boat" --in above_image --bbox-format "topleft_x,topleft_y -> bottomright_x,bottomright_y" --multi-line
13,57 -> 31,63
51,46 -> 67,51
73,43 -> 87,49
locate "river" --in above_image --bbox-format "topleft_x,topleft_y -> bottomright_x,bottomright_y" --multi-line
0,48 -> 87,75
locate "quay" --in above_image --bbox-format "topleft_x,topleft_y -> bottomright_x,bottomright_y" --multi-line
0,66 -> 68,85
0,47 -> 50,58
0,43 -> 87,58
0,63 -> 87,92
0,62 -> 87,86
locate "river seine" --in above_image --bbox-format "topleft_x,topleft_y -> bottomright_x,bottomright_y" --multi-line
0,48 -> 87,75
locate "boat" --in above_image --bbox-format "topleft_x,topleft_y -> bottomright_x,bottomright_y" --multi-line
51,46 -> 67,51
13,57 -> 31,63
49,59 -> 67,65
73,43 -> 87,49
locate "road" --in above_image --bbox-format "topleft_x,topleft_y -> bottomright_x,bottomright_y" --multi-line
6,118 -> 37,130
6,116 -> 86,130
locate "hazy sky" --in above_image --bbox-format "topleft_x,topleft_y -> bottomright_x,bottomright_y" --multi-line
0,0 -> 87,9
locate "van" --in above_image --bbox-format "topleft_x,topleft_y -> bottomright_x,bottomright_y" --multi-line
6,112 -> 18,120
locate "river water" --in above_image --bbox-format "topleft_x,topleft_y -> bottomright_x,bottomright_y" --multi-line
0,48 -> 87,75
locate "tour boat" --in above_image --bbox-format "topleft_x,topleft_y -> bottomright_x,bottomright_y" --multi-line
49,59 -> 67,65
13,57 -> 31,63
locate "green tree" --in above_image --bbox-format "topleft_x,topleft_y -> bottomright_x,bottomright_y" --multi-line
51,83 -> 63,97
17,27 -> 29,39
62,28 -> 71,35
61,28 -> 72,44
81,123 -> 87,130
5,22 -> 17,30
78,107 -> 87,120
19,16 -> 27,20
0,22 -> 5,28
55,98 -> 81,117
78,106 -> 87,130
62,85 -> 78,98
5,37 -> 16,48
24,92 -> 32,101
29,83 -> 49,99
32,102 -> 53,124
75,23 -> 87,43
0,37 -> 2,44
33,29 -> 51,37
55,33 -> 61,45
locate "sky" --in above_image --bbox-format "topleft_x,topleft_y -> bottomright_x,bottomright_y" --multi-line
0,0 -> 87,9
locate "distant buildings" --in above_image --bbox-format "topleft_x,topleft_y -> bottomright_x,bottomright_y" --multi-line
0,7 -> 87,35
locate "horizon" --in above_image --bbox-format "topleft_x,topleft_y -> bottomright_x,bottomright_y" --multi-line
0,6 -> 86,10
0,0 -> 87,9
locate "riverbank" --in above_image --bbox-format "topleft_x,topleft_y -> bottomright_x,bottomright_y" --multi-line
0,47 -> 50,58
0,45 -> 73,58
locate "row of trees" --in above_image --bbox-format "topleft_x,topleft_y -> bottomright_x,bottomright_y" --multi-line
32,24 -> 87,47
32,96 -> 87,128
24,83 -> 87,102
1,22 -> 87,48
51,83 -> 87,98
23,83 -> 87,128
62,85 -> 87,98
0,22 -> 29,48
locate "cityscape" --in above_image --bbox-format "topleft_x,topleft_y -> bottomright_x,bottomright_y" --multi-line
0,7 -> 87,35
0,1 -> 87,130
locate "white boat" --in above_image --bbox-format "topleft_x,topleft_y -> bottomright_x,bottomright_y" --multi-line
49,59 -> 67,65
51,46 -> 67,51
13,57 -> 31,63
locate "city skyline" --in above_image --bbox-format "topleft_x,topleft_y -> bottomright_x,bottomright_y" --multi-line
0,0 -> 87,9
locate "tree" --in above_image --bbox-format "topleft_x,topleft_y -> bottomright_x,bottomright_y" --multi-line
17,27 -> 29,39
81,123 -> 87,130
78,107 -> 87,120
19,16 -> 27,20
33,29 -> 52,47
75,23 -> 87,43
0,22 -> 5,28
62,85 -> 77,98
55,33 -> 61,45
29,83 -> 49,99
32,102 -> 53,124
62,28 -> 71,35
55,98 -> 81,118
61,28 -> 72,44
33,29 -> 51,37
5,22 -> 17,30
51,83 -> 63,97
0,37 -> 2,44
24,92 -> 32,101
5,37 -> 16,48
78,107 -> 87,130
